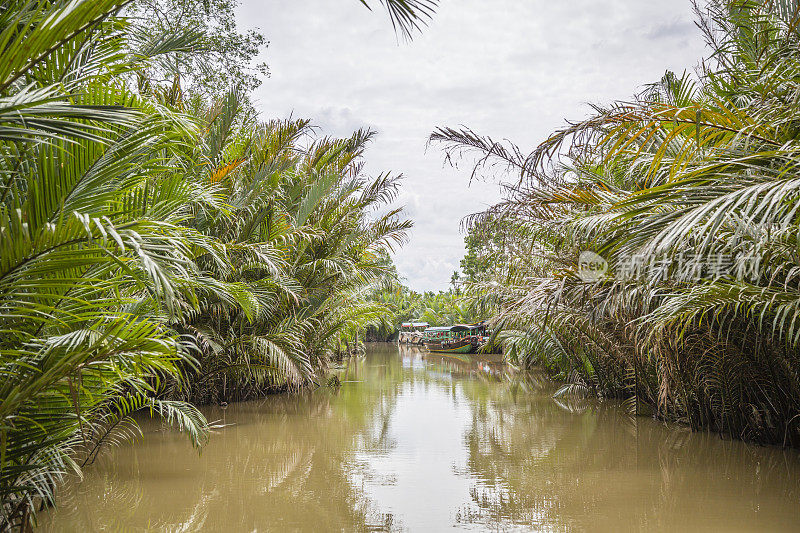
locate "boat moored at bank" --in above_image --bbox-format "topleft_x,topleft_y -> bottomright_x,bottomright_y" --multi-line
398,321 -> 429,345
422,322 -> 487,354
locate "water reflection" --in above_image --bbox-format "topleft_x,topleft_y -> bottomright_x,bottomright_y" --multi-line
43,344 -> 800,532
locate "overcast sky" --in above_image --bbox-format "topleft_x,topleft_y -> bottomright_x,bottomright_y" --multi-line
236,0 -> 707,292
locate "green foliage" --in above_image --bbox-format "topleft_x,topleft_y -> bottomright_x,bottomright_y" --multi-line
127,0 -> 269,97
433,0 -> 800,447
165,92 -> 412,402
0,1 -> 212,527
459,212 -> 524,283
366,280 -> 487,341
0,0 -> 435,528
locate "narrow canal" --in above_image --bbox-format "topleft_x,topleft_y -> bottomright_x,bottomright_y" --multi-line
43,344 -> 800,531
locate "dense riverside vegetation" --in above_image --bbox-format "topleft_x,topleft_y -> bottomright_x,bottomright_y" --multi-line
0,0 -> 436,529
433,0 -> 800,447
366,284 -> 486,341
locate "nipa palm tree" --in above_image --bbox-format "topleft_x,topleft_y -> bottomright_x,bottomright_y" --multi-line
0,0 -> 433,529
432,0 -> 800,446
0,1 -> 219,528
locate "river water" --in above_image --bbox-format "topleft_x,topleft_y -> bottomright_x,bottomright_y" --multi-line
42,343 -> 800,531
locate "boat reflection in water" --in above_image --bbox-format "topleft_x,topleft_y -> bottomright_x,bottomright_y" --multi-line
42,343 -> 800,532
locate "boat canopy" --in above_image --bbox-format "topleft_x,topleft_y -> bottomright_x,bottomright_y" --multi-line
425,322 -> 485,333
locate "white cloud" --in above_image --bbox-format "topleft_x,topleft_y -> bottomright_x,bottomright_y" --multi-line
238,0 -> 707,291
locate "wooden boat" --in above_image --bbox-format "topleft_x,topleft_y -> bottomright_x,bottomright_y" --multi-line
398,321 -> 428,345
422,322 -> 487,354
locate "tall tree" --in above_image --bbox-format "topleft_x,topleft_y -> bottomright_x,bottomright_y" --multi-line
128,0 -> 269,97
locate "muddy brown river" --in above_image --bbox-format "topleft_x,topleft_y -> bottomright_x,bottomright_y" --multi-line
42,343 -> 800,531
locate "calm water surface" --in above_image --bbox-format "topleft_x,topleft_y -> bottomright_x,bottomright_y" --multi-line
43,343 -> 800,531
